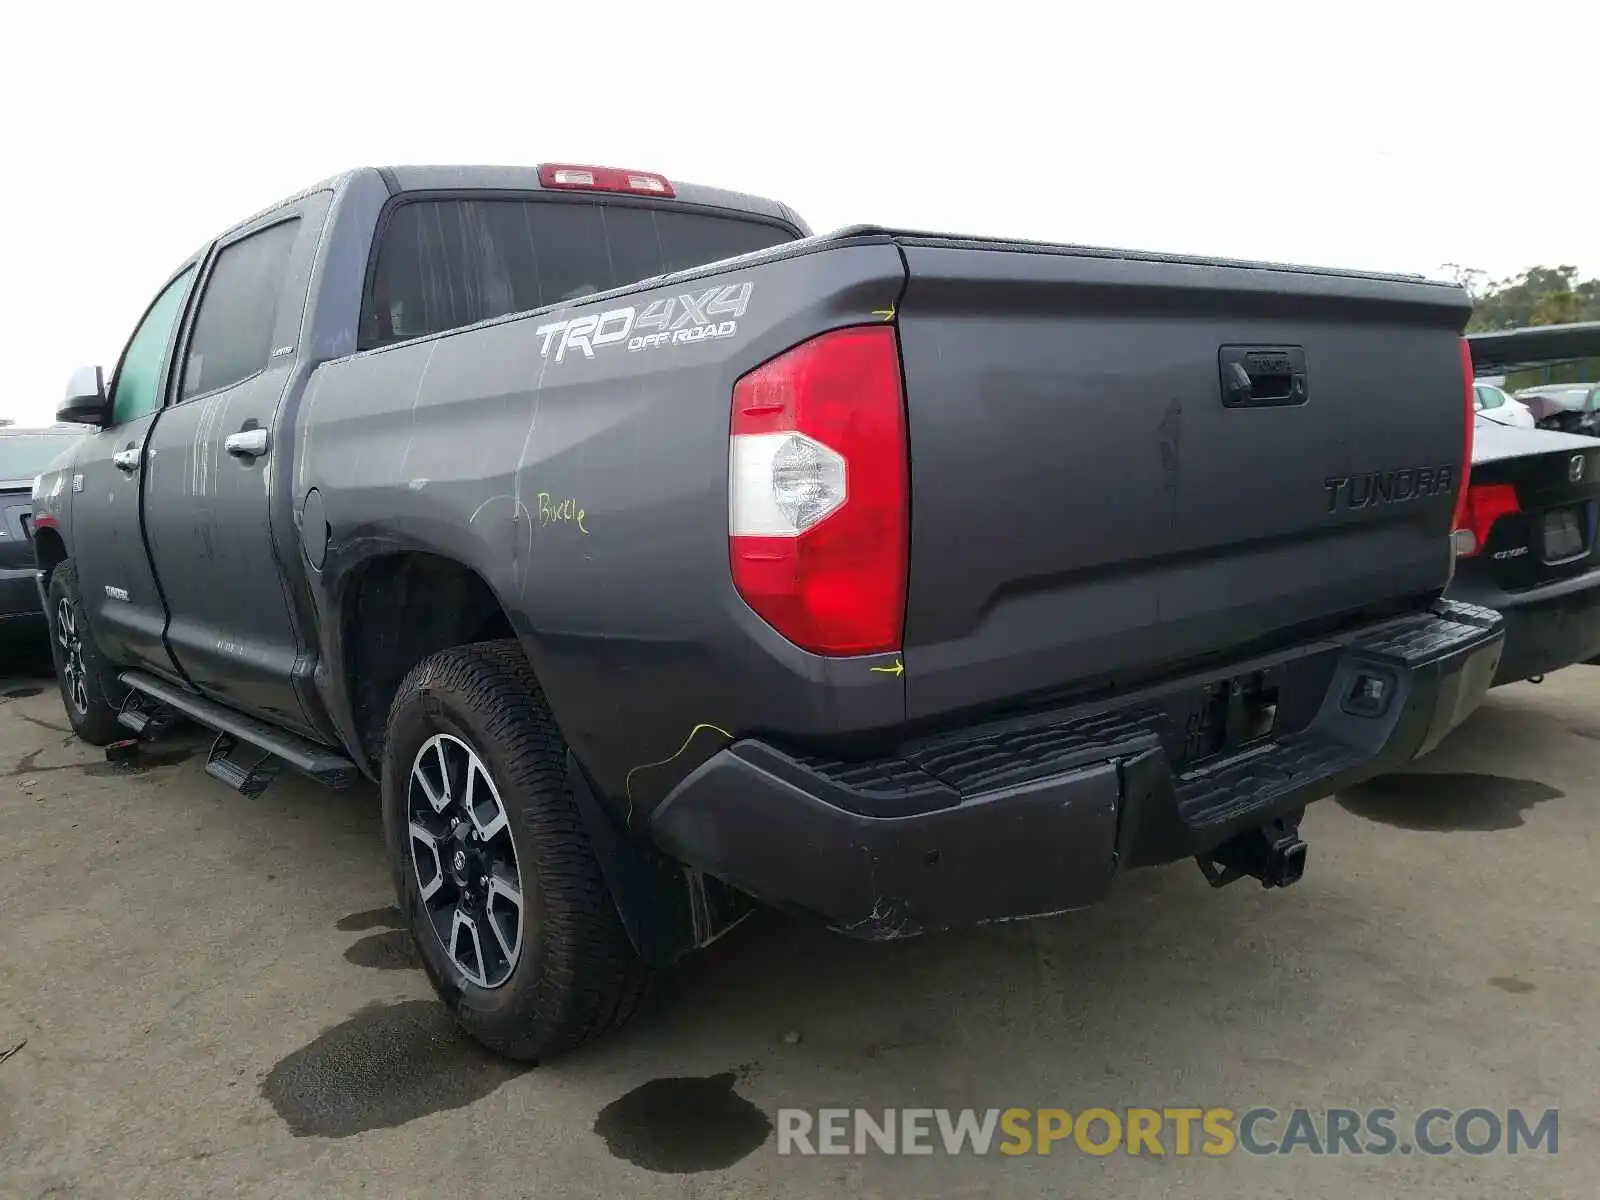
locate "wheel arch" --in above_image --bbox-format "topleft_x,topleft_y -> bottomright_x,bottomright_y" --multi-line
336,549 -> 520,771
31,526 -> 69,583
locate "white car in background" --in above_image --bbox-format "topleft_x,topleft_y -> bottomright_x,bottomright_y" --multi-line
1473,382 -> 1536,428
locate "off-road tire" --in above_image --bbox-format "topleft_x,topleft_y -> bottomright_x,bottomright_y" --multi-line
381,640 -> 651,1062
45,560 -> 127,745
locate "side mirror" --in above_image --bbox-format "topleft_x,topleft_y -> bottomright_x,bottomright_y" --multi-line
58,366 -> 110,426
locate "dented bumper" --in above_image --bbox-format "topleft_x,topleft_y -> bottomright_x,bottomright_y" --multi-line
648,601 -> 1504,938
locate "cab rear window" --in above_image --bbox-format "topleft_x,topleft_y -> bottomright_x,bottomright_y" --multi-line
361,197 -> 796,349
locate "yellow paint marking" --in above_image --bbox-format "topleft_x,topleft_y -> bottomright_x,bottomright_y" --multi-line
624,722 -> 734,823
869,658 -> 905,677
871,304 -> 897,322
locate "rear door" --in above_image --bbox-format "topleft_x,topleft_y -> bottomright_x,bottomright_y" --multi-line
141,196 -> 329,734
69,264 -> 200,678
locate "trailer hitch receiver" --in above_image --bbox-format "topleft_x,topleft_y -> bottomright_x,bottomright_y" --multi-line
1197,815 -> 1307,890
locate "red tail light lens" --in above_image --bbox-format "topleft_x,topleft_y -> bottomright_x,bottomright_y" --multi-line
1457,482 -> 1520,558
1453,338 -> 1476,537
729,326 -> 908,656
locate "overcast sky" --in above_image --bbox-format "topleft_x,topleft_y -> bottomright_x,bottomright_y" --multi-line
3,1 -> 1594,425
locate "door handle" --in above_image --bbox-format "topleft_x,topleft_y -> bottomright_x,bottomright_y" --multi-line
225,428 -> 270,459
111,448 -> 141,472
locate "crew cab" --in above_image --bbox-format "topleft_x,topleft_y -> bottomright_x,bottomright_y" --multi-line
32,164 -> 1503,1061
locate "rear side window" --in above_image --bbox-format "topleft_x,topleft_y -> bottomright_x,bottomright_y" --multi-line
181,218 -> 302,400
361,198 -> 794,349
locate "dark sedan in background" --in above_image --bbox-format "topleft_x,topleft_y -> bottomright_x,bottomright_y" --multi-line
1449,419 -> 1600,685
1,425 -> 85,634
1457,321 -> 1600,685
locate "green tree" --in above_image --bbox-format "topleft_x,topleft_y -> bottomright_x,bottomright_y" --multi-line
1443,263 -> 1600,332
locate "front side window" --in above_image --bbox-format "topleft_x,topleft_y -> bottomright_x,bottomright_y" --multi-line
181,218 -> 302,400
108,267 -> 197,425
361,198 -> 795,349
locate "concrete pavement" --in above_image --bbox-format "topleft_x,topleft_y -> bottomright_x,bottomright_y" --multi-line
1,637 -> 1595,1198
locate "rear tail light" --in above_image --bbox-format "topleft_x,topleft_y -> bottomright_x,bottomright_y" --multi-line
538,163 -> 675,198
1456,482 -> 1520,558
729,326 -> 908,656
1452,338 -> 1476,540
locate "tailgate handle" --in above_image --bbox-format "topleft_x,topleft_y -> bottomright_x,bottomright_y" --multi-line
1219,346 -> 1308,408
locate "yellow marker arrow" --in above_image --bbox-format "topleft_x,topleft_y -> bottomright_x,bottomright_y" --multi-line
869,658 -> 905,677
871,304 -> 896,322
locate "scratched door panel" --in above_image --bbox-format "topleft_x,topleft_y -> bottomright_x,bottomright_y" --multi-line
141,201 -> 328,735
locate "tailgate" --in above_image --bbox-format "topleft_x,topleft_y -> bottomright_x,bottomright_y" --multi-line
895,238 -> 1471,720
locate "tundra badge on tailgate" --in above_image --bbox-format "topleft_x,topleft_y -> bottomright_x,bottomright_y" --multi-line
1323,465 -> 1455,513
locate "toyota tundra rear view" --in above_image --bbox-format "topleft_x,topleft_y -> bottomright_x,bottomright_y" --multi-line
31,165 -> 1504,1060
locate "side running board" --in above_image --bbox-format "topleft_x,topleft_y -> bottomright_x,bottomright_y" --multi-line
118,671 -> 360,792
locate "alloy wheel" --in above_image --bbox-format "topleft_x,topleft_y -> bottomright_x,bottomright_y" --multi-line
56,597 -> 89,715
406,733 -> 526,988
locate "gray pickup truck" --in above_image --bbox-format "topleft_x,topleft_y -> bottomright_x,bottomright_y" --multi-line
32,163 -> 1504,1060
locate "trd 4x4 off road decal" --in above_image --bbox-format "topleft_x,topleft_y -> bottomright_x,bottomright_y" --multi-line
535,282 -> 753,364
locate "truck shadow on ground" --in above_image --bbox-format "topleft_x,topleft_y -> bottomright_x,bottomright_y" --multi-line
1338,771 -> 1562,831
335,905 -> 419,971
1336,695 -> 1568,831
184,719 -> 1552,1167
0,631 -> 56,685
548,860 -> 1404,1172
283,861 -> 1328,1172
277,815 -> 1347,1167
8,656 -> 1566,1175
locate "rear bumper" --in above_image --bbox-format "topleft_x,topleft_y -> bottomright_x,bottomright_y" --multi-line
1447,566 -> 1600,686
649,601 -> 1504,939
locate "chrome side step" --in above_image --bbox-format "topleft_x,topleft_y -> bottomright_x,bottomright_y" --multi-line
117,671 -> 360,790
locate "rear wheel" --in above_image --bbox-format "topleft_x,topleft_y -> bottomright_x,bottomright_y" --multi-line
45,560 -> 126,745
381,641 -> 650,1061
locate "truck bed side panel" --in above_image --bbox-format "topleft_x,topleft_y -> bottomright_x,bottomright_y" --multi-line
295,241 -> 907,804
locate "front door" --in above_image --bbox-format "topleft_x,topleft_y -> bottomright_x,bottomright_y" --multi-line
70,264 -> 198,679
141,206 -> 321,734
